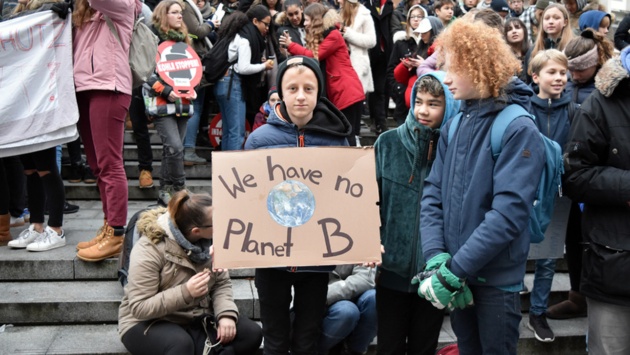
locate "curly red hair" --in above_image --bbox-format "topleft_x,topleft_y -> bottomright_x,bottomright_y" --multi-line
437,19 -> 521,98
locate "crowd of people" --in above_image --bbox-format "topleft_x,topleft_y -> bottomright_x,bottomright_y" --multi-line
1,0 -> 629,354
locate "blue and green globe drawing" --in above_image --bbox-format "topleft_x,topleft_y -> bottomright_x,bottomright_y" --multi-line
267,180 -> 316,227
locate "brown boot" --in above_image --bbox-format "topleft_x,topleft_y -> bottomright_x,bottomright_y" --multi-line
76,225 -> 123,262
0,214 -> 12,245
546,290 -> 587,319
76,219 -> 108,250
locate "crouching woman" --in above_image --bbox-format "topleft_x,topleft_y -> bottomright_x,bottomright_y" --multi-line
118,190 -> 262,355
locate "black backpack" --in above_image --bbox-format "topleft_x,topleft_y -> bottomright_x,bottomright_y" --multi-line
202,35 -> 237,85
118,208 -> 151,287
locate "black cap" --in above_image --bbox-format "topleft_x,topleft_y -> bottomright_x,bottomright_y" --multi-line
276,56 -> 325,100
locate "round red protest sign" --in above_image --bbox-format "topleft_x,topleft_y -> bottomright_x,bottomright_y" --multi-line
156,40 -> 202,99
209,113 -> 252,148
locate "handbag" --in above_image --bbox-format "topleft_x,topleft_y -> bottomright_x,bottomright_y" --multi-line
202,315 -> 225,355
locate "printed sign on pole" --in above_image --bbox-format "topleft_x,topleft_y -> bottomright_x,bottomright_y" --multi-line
212,147 -> 382,269
155,40 -> 202,99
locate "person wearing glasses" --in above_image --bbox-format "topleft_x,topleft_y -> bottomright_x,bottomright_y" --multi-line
214,6 -> 274,151
118,190 -> 263,355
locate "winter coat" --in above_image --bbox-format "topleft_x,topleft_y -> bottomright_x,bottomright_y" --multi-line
375,72 -> 460,293
529,88 -> 573,148
182,0 -> 214,58
73,0 -> 138,95
364,0 -> 395,57
252,101 -> 272,131
563,52 -> 630,307
287,11 -> 365,111
388,36 -> 419,105
566,79 -> 595,105
420,78 -> 545,287
614,14 -> 630,51
118,209 -> 239,338
244,98 -> 351,273
275,11 -> 306,63
326,265 -> 375,305
342,4 -> 377,93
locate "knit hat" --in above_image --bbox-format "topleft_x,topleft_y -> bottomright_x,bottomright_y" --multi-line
491,0 -> 510,13
536,0 -> 551,11
268,86 -> 278,100
276,56 -> 325,100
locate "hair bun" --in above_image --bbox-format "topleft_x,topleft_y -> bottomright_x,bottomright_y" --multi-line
580,29 -> 595,39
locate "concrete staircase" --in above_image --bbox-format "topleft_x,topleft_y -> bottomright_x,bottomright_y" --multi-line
0,116 -> 588,354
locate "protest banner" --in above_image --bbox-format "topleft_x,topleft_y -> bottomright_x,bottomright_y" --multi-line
212,147 -> 382,269
155,40 -> 202,99
0,12 -> 78,157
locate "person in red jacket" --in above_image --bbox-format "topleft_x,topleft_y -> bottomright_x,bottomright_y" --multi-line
279,2 -> 365,146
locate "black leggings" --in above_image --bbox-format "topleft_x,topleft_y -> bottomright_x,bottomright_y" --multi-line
20,147 -> 65,227
121,315 -> 262,355
341,101 -> 364,146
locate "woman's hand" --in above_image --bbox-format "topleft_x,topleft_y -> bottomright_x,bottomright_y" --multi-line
190,90 -> 198,100
216,317 -> 237,344
186,270 -> 210,298
278,33 -> 292,48
265,59 -> 274,70
168,90 -> 180,102
209,245 -> 226,273
362,244 -> 385,268
407,56 -> 424,68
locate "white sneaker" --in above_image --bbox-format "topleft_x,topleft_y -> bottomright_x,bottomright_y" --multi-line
27,227 -> 66,252
9,215 -> 25,228
8,225 -> 44,249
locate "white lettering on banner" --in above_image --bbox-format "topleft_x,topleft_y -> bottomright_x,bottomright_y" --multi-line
0,12 -> 78,157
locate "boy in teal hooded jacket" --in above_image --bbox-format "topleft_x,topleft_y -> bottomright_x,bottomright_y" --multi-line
373,71 -> 460,354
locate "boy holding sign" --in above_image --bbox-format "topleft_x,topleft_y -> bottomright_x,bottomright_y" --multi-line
244,56 -> 352,354
374,72 -> 460,354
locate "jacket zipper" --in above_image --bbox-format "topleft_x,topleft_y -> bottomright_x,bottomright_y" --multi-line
547,98 -> 552,137
298,130 -> 305,147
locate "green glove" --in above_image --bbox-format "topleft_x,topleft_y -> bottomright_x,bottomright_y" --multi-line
424,253 -> 452,271
417,263 -> 464,310
448,284 -> 474,310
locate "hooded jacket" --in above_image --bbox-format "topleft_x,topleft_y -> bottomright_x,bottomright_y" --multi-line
118,209 -> 239,338
374,72 -> 460,292
421,78 -> 545,287
563,51 -> 630,307
530,87 -> 573,148
578,10 -> 610,32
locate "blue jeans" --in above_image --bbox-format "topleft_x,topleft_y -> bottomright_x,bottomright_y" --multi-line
319,289 -> 377,354
530,258 -> 556,315
450,285 -> 521,355
214,72 -> 245,151
183,87 -> 206,149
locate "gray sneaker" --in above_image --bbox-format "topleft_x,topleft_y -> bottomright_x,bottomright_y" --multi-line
184,148 -> 207,166
8,225 -> 44,249
158,186 -> 174,207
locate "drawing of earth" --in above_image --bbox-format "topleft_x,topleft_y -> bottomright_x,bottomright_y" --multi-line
267,180 -> 316,227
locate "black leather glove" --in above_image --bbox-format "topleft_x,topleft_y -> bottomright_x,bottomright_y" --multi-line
51,2 -> 71,20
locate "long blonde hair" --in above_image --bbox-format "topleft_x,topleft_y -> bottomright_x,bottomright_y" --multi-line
72,0 -> 96,28
13,0 -> 61,15
340,1 -> 359,28
152,0 -> 192,45
304,3 -> 327,59
531,3 -> 574,59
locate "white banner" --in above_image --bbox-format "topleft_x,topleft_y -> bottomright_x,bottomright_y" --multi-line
0,11 -> 78,157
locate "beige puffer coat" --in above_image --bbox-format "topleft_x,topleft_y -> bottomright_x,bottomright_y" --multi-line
118,209 -> 238,338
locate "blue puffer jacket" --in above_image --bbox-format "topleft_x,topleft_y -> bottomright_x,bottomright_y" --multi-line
245,97 -> 351,273
375,72 -> 460,293
420,78 -> 545,287
530,88 -> 573,148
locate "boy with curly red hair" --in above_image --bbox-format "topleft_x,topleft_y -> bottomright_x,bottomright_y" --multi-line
418,18 -> 545,354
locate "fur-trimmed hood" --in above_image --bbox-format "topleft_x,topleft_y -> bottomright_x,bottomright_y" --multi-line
595,56 -> 630,97
323,8 -> 340,30
136,207 -> 170,244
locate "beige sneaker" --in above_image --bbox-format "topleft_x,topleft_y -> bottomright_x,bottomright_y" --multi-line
76,219 -> 108,250
76,225 -> 123,262
139,169 -> 154,189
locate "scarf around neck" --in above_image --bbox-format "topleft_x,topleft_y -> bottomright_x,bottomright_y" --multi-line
159,28 -> 188,43
167,218 -> 212,264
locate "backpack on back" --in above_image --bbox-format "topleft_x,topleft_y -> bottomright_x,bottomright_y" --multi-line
202,35 -> 238,84
105,16 -> 159,89
118,208 -> 151,287
448,104 -> 564,243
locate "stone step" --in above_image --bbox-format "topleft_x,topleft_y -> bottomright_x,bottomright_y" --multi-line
0,315 -> 587,355
61,161 -> 212,180
63,179 -> 213,200
1,279 -> 257,325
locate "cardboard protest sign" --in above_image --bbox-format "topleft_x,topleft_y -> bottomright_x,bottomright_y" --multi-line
156,41 -> 202,98
212,147 -> 382,269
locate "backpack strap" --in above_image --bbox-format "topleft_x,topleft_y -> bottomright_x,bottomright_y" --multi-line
447,112 -> 463,144
104,16 -> 122,46
490,104 -> 532,160
567,102 -> 579,124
